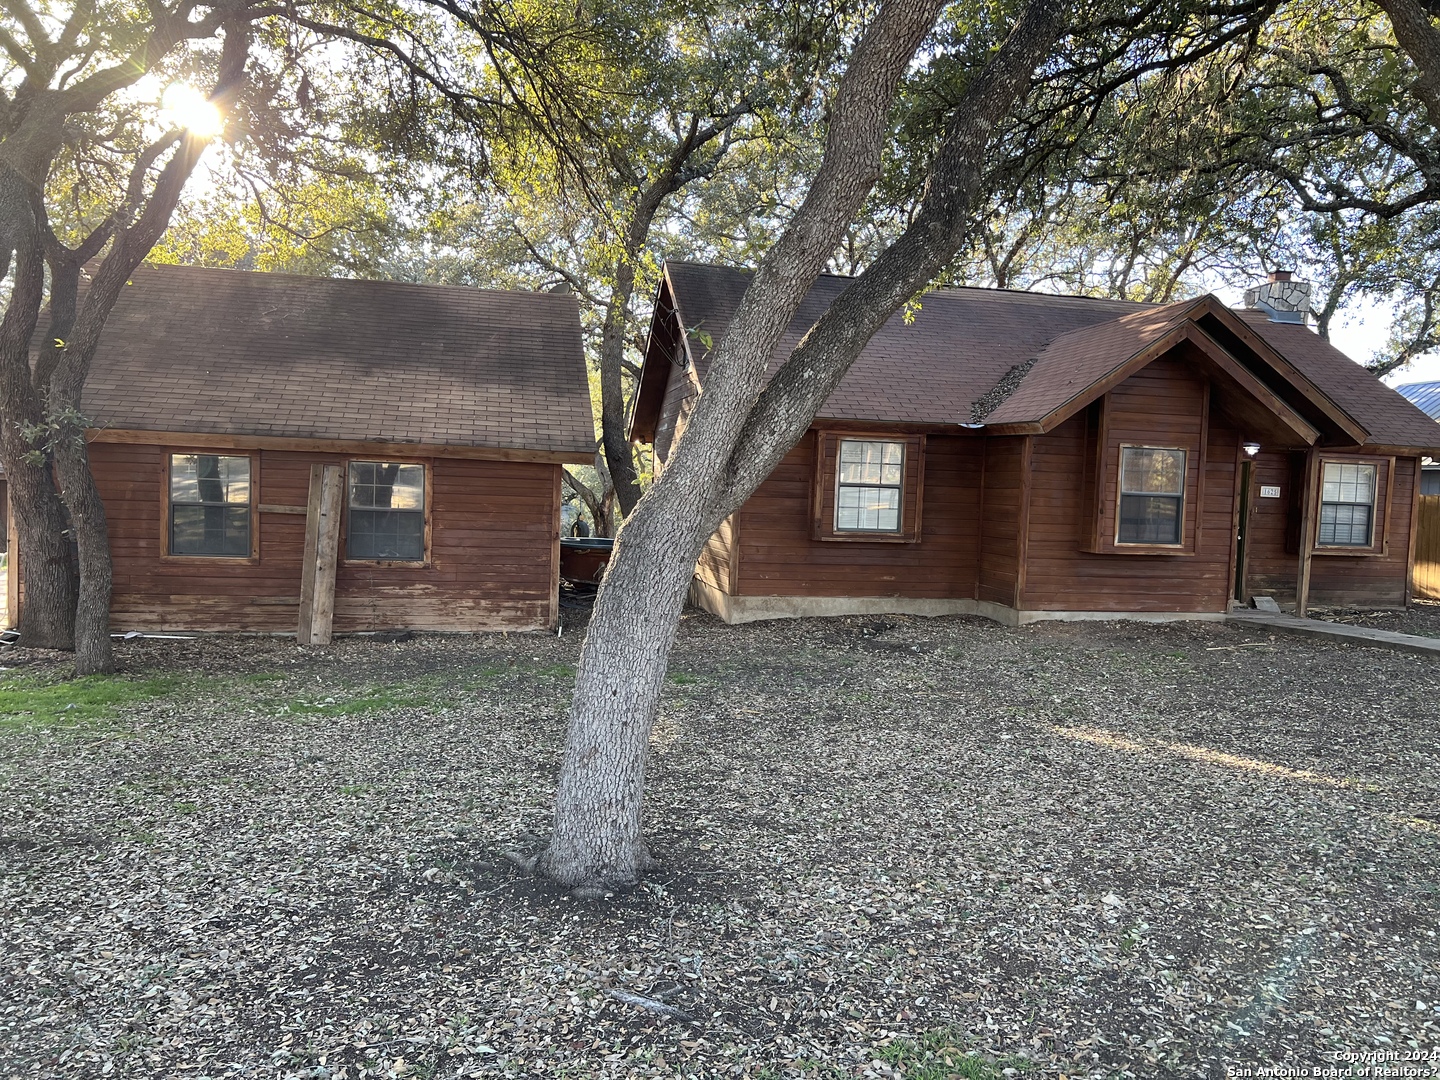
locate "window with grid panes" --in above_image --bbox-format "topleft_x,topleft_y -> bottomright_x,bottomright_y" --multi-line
1318,461 -> 1377,546
169,453 -> 251,556
347,461 -> 425,561
835,439 -> 904,533
1117,446 -> 1186,545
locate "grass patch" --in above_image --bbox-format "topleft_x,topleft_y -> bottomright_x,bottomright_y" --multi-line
875,1027 -> 1030,1080
0,673 -> 184,730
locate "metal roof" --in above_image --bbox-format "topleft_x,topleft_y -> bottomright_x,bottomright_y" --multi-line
1395,381 -> 1440,422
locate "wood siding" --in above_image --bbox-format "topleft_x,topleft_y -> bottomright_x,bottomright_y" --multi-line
1022,410 -> 1240,613
1246,452 -> 1418,608
1415,495 -> 1440,601
681,353 -> 1423,617
91,442 -> 560,633
654,361 -> 700,467
977,437 -> 1026,606
731,431 -> 983,599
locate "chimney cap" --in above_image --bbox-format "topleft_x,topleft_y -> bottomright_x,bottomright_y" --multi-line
1268,270 -> 1293,283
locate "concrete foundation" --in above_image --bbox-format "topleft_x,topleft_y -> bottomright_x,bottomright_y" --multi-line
686,578 -> 1227,627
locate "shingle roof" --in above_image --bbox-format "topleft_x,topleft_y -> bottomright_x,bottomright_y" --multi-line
1237,312 -> 1440,449
73,265 -> 595,457
982,300 -> 1199,425
664,261 -> 1139,426
1393,380 -> 1440,422
657,261 -> 1440,452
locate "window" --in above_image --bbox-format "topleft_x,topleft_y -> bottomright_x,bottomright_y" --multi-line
1318,461 -> 1376,547
835,439 -> 904,532
169,453 -> 251,556
347,461 -> 425,561
1117,446 -> 1186,545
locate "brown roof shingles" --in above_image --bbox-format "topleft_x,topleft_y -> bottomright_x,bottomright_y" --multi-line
76,265 -> 595,455
661,261 -> 1440,452
664,261 -> 1139,426
981,300 -> 1198,425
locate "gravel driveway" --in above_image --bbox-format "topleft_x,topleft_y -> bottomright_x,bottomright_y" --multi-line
1,607 -> 1437,1079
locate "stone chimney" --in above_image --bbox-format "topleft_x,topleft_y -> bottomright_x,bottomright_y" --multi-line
1243,270 -> 1313,325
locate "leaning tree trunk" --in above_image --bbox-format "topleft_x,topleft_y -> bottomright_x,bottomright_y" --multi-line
537,501 -> 700,885
538,0 -> 1067,890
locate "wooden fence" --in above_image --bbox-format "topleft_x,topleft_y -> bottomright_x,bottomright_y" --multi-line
1416,495 -> 1440,600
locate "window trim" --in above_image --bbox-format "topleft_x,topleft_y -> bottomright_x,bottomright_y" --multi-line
1311,453 -> 1394,557
811,430 -> 925,544
160,449 -> 259,563
1112,443 -> 1190,552
341,457 -> 433,568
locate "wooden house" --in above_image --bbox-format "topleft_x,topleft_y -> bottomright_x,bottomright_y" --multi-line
9,265 -> 595,635
630,263 -> 1440,624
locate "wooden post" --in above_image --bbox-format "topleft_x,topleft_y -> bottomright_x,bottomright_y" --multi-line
297,464 -> 342,645
4,482 -> 16,630
1295,448 -> 1318,617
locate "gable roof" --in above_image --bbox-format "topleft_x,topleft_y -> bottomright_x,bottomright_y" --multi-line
660,261 -> 1140,427
641,261 -> 1440,453
73,265 -> 595,460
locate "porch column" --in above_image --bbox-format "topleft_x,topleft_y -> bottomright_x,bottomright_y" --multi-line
1296,448 -> 1318,616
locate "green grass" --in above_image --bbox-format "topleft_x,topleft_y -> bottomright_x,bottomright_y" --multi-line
874,1028 -> 1030,1080
0,673 -> 184,730
667,671 -> 700,685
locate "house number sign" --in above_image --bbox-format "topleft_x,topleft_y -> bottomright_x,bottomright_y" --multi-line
1259,485 -> 1281,499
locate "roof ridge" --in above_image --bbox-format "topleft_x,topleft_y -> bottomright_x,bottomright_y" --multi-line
133,262 -> 578,303
663,258 -> 1165,308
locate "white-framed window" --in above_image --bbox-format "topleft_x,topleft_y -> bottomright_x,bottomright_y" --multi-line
1318,461 -> 1377,547
835,439 -> 904,533
347,461 -> 426,561
168,453 -> 252,557
1117,446 -> 1185,545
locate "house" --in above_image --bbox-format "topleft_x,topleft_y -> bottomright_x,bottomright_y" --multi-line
9,265 -> 595,634
631,263 -> 1440,624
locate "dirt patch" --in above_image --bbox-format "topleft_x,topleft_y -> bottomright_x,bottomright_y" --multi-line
0,610 -> 1437,1078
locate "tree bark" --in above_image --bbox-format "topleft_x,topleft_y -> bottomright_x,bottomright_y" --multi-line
538,0 -> 1066,890
598,114 -> 748,518
0,169 -> 77,648
1379,0 -> 1440,123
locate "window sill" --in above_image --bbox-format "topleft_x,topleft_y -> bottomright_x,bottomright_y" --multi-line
1083,544 -> 1196,556
1312,546 -> 1386,557
160,554 -> 261,566
342,559 -> 432,568
818,532 -> 917,544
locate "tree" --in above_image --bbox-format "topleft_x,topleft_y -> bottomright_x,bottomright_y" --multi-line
400,0 -> 849,528
918,0 -> 1440,376
0,0 -> 267,669
535,0 -> 1070,890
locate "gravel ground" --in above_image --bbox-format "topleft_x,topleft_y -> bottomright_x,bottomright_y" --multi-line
1,608 -> 1438,1080
1310,598 -> 1440,638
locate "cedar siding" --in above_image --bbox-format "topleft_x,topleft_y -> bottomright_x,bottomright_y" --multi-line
638,261 -> 1440,624
5,266 -> 595,635
733,432 -> 981,600
95,443 -> 561,633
